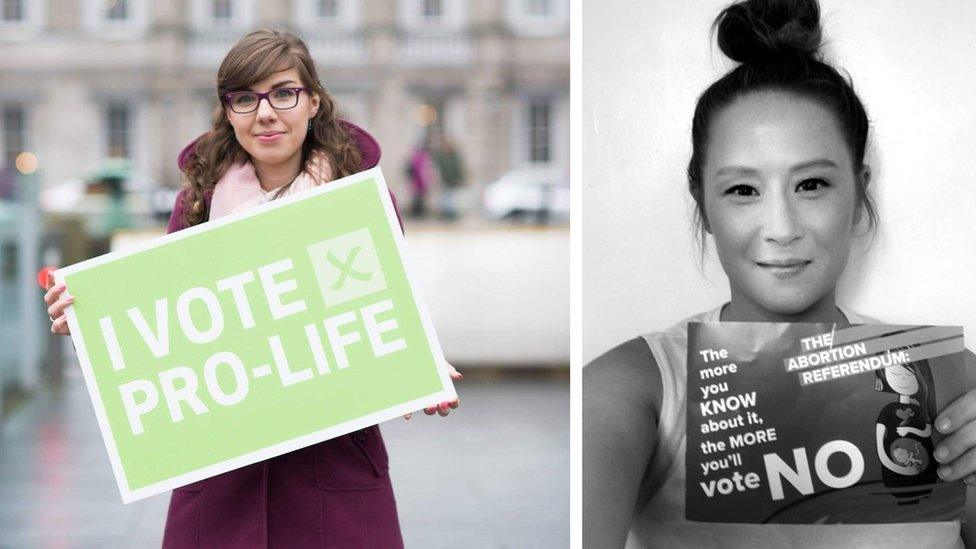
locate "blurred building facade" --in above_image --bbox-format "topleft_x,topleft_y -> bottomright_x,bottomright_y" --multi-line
0,0 -> 568,204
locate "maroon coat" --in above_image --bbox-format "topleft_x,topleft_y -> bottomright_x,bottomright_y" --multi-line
162,121 -> 404,549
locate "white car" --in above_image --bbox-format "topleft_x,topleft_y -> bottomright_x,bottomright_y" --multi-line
482,168 -> 569,222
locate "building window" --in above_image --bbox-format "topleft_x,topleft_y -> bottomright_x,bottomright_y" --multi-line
422,0 -> 442,19
527,99 -> 551,164
0,0 -> 43,34
318,0 -> 337,18
399,0 -> 465,33
82,0 -> 150,36
213,0 -> 233,20
1,0 -> 24,22
106,0 -> 128,20
524,0 -> 551,16
2,105 -> 26,167
507,0 -> 566,36
190,0 -> 255,32
105,103 -> 130,158
293,0 -> 360,32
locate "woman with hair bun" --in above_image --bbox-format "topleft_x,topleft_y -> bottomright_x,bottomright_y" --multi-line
42,28 -> 461,548
584,0 -> 976,546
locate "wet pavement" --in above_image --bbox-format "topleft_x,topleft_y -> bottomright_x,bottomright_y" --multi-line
0,367 -> 568,548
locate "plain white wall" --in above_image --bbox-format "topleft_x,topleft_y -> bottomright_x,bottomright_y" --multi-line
583,0 -> 976,362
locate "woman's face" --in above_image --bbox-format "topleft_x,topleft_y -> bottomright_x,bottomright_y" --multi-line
225,67 -> 320,171
885,365 -> 919,396
702,91 -> 863,319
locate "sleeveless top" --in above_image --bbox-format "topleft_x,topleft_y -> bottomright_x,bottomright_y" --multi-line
627,306 -> 963,549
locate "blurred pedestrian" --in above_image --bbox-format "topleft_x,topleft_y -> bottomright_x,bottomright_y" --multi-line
433,135 -> 466,220
406,140 -> 433,218
43,28 -> 461,549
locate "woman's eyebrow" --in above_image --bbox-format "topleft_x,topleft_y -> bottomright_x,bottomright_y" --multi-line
245,80 -> 298,91
713,166 -> 760,179
713,159 -> 839,179
791,159 -> 838,172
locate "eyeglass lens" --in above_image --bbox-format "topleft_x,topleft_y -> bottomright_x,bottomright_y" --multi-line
230,89 -> 299,113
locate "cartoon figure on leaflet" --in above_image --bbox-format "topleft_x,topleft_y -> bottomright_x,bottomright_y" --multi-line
875,362 -> 938,504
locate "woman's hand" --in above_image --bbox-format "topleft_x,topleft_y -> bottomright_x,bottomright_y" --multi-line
934,386 -> 976,484
403,363 -> 462,420
42,271 -> 73,336
933,350 -> 976,484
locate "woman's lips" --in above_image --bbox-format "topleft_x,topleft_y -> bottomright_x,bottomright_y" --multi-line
255,132 -> 283,142
756,260 -> 811,279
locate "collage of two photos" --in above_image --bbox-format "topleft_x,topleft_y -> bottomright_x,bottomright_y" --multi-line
3,0 -> 976,547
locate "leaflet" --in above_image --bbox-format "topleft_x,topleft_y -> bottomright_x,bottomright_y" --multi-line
685,322 -> 970,523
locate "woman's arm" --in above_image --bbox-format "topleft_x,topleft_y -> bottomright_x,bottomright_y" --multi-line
583,337 -> 663,548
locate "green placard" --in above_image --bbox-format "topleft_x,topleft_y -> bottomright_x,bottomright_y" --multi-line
57,168 -> 455,503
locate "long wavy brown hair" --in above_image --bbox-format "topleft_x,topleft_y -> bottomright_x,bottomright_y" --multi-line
180,28 -> 362,226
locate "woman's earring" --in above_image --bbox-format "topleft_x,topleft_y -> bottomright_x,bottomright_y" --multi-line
307,119 -> 313,130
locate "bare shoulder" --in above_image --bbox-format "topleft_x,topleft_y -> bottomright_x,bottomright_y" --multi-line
584,336 -> 662,421
583,337 -> 663,547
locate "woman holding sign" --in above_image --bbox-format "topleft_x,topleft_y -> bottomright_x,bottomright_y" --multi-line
583,0 -> 976,546
43,29 -> 460,548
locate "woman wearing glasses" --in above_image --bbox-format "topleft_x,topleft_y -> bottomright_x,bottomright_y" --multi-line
43,28 -> 460,548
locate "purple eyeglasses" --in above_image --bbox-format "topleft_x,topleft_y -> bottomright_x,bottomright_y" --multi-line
222,87 -> 309,114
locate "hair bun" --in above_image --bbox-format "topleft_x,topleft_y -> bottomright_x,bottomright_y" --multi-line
715,0 -> 822,64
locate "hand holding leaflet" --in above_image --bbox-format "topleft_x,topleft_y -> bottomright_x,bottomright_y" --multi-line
686,322 -> 969,524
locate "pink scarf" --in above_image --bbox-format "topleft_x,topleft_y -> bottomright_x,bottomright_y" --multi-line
209,151 -> 335,220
